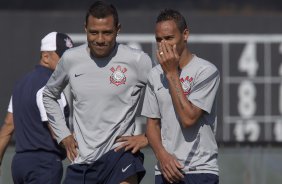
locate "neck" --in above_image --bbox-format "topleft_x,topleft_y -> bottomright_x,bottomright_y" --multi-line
178,47 -> 193,69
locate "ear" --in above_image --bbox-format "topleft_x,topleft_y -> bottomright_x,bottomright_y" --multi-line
40,51 -> 51,68
41,51 -> 50,65
183,28 -> 189,42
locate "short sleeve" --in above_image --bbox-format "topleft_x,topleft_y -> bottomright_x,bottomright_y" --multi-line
7,96 -> 13,113
188,66 -> 220,114
37,87 -> 48,121
137,52 -> 153,84
141,72 -> 161,118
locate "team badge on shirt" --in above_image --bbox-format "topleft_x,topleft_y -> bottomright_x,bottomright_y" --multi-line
110,65 -> 127,86
180,76 -> 194,95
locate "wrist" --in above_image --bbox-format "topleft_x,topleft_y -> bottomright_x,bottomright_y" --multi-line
165,71 -> 179,79
155,147 -> 168,160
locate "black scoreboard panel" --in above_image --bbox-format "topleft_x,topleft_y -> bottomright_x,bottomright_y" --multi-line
71,34 -> 282,145
227,41 -> 282,143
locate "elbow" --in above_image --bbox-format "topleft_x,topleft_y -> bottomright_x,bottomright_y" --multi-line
180,117 -> 198,128
179,108 -> 203,128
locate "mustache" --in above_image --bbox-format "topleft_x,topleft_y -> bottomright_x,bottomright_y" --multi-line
91,41 -> 108,46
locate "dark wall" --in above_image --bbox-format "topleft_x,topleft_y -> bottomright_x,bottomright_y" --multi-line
1,0 -> 282,11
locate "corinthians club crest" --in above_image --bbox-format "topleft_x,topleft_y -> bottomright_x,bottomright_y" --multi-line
180,76 -> 194,95
110,65 -> 127,86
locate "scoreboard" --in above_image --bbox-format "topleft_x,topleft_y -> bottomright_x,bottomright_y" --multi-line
70,33 -> 282,144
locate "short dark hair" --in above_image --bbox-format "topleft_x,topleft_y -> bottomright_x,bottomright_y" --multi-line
85,1 -> 119,27
156,9 -> 188,32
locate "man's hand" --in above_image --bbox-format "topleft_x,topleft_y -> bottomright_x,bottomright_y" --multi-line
114,134 -> 148,153
61,135 -> 78,162
157,149 -> 184,183
157,41 -> 180,76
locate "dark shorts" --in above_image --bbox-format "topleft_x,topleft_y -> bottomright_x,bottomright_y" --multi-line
63,149 -> 146,184
155,173 -> 219,184
11,151 -> 63,184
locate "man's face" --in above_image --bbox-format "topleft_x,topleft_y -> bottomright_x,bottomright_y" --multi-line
85,15 -> 120,58
155,20 -> 188,56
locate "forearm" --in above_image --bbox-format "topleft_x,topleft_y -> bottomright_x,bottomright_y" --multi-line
0,132 -> 12,164
146,118 -> 167,160
43,88 -> 71,143
0,113 -> 14,164
166,73 -> 202,127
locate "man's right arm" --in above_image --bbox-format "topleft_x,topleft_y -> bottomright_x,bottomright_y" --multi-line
146,118 -> 184,183
42,58 -> 71,144
0,112 -> 14,167
42,58 -> 78,161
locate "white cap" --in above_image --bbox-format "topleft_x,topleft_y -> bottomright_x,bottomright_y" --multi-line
40,32 -> 73,57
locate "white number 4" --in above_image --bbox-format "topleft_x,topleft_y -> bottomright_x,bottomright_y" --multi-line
238,43 -> 259,77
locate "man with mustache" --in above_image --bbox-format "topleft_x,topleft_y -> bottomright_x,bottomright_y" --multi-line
43,1 -> 152,184
142,9 -> 220,184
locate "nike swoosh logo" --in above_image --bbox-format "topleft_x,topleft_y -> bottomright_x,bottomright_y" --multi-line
157,86 -> 163,91
122,164 -> 132,172
75,73 -> 84,77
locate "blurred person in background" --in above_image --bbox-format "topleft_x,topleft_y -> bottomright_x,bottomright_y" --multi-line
43,1 -> 152,184
142,9 -> 220,184
0,31 -> 73,184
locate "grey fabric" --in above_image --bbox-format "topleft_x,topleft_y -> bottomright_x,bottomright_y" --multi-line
43,43 -> 152,164
142,55 -> 220,175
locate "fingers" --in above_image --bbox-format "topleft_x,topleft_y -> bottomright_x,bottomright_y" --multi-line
114,140 -> 137,153
172,44 -> 179,60
131,146 -> 139,154
163,41 -> 174,57
174,159 -> 184,169
157,42 -> 167,64
172,159 -> 185,180
156,41 -> 179,75
114,136 -> 131,152
160,155 -> 185,183
115,136 -> 130,142
163,172 -> 173,183
66,141 -> 78,162
159,41 -> 174,58
69,142 -> 78,161
114,135 -> 147,153
156,49 -> 163,63
114,142 -> 127,152
164,163 -> 184,183
62,135 -> 78,162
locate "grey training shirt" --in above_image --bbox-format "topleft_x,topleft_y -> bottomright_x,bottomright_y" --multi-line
43,43 -> 152,164
142,55 -> 220,175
